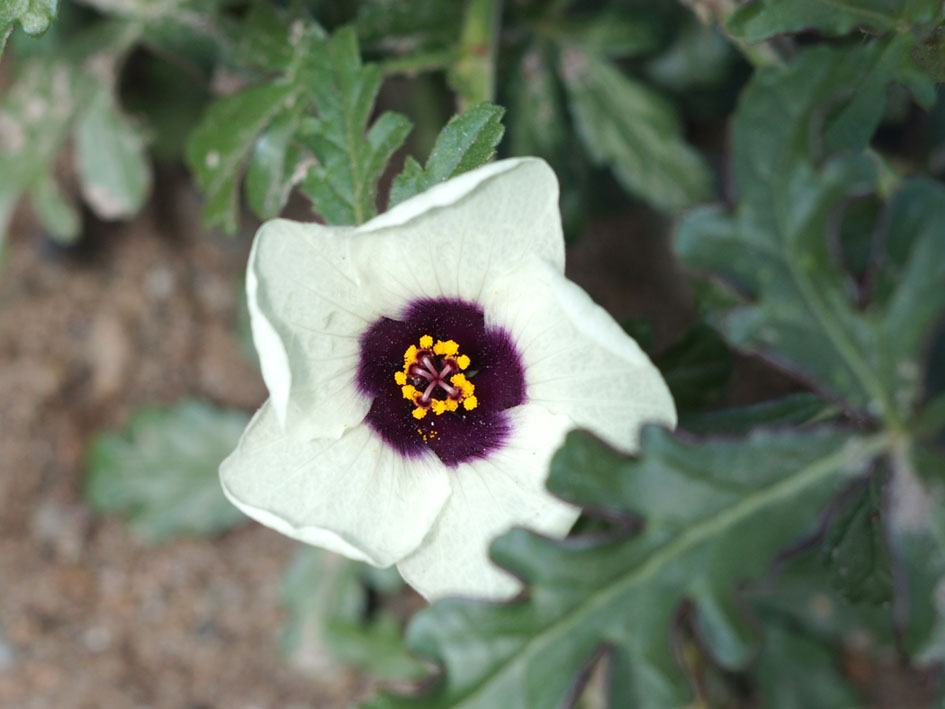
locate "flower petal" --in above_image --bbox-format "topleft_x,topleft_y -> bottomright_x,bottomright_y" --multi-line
248,218 -> 373,438
485,261 -> 676,453
354,158 -> 565,312
396,404 -> 578,601
220,402 -> 452,567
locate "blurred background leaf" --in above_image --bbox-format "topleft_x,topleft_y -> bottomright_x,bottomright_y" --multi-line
84,400 -> 249,543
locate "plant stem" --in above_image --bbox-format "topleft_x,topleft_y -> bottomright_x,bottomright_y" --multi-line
448,0 -> 503,111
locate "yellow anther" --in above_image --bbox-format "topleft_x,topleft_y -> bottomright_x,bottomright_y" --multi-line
434,339 -> 459,356
404,345 -> 418,367
431,400 -> 448,415
394,371 -> 407,386
401,384 -> 417,400
463,396 -> 478,411
419,334 -> 434,349
445,399 -> 459,412
455,354 -> 470,370
450,373 -> 467,387
412,407 -> 427,420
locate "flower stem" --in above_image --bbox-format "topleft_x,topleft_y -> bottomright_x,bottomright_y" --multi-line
448,0 -> 503,111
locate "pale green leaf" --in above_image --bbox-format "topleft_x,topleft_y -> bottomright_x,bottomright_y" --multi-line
84,400 -> 249,543
75,88 -> 152,220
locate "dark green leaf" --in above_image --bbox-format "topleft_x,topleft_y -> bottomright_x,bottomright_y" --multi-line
185,81 -> 297,233
507,45 -> 567,159
84,400 -> 249,543
560,47 -> 712,212
297,27 -> 411,224
75,88 -> 152,221
656,323 -> 733,412
365,427 -> 883,708
675,40 -> 943,425
388,102 -> 504,208
557,11 -> 660,58
727,0 -> 940,40
681,393 -> 840,435
754,623 -> 863,708
822,474 -> 893,604
281,546 -> 427,681
646,21 -> 738,92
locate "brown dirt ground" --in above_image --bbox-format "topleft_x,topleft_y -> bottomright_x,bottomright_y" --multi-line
0,174 -> 373,708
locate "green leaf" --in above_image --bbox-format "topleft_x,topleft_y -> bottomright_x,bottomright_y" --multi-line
29,174 -> 79,243
727,0 -> 940,40
244,108 -> 307,219
682,393 -> 840,435
75,88 -> 151,221
822,474 -> 893,604
388,102 -> 504,208
656,323 -> 733,412
888,444 -> 945,664
185,81 -> 297,234
560,47 -> 712,212
0,59 -> 91,245
365,427 -> 884,708
507,45 -> 567,159
675,40 -> 942,426
754,623 -> 863,708
0,0 -> 57,52
281,546 -> 427,681
84,400 -> 249,544
297,27 -> 411,224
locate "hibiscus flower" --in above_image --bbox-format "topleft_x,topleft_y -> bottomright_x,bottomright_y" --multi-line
220,158 -> 676,601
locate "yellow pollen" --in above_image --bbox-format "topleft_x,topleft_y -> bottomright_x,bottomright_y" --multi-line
412,407 -> 427,420
419,334 -> 434,349
456,354 -> 470,370
445,399 -> 459,412
404,345 -> 418,367
463,396 -> 478,411
394,371 -> 407,386
434,339 -> 459,356
430,400 -> 448,415
401,384 -> 417,400
450,373 -> 475,398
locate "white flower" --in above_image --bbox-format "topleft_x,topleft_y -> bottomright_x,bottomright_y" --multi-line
220,158 -> 676,601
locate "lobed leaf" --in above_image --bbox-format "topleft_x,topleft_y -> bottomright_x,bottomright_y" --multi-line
675,39 -> 942,425
365,427 -> 883,708
185,81 -> 298,234
0,0 -> 57,60
560,47 -> 713,212
84,400 -> 249,543
297,27 -> 411,224
388,102 -> 505,208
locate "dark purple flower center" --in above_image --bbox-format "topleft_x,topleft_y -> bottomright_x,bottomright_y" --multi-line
356,298 -> 526,467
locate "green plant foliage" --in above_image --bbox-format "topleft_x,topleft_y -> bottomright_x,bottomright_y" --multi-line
560,46 -> 713,212
0,59 -> 90,244
0,0 -> 57,59
297,27 -> 412,225
364,427 -> 883,708
822,475 -> 893,605
675,39 -> 941,426
727,0 -> 940,40
85,400 -> 249,543
281,546 -> 428,681
187,81 -> 300,232
75,87 -> 151,221
655,323 -> 733,412
388,102 -> 505,208
682,393 -> 840,435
